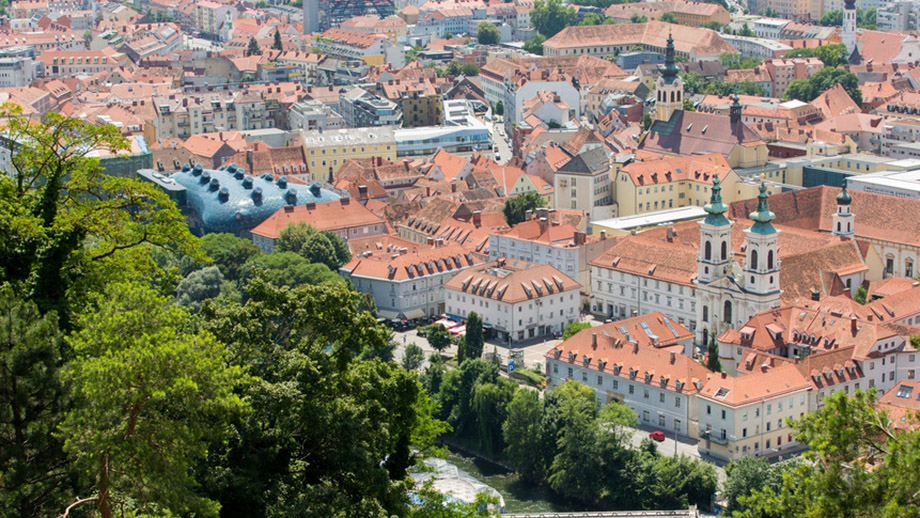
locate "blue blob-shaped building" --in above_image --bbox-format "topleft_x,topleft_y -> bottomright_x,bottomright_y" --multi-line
170,163 -> 340,235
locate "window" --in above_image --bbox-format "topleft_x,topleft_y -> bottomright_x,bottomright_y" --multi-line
675,397 -> 681,408
721,409 -> 726,420
707,405 -> 711,415
644,388 -> 649,399
659,393 -> 665,403
568,367 -> 573,377
628,384 -> 634,394
597,376 -> 603,386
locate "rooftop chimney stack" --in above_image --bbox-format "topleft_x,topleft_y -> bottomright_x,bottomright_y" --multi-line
472,210 -> 482,228
670,351 -> 675,364
592,333 -> 597,348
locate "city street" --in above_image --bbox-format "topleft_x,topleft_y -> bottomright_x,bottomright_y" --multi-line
486,119 -> 512,165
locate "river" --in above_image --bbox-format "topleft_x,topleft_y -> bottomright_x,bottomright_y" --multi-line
442,449 -> 574,513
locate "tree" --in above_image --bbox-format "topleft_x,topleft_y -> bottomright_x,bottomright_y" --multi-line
200,233 -> 260,282
464,312 -> 484,362
860,7 -> 876,29
246,36 -> 261,56
682,97 -> 696,111
784,67 -> 862,105
175,266 -> 225,312
721,52 -> 761,70
503,192 -> 547,226
531,0 -> 576,38
630,13 -> 648,23
438,359 -> 499,437
274,223 -> 351,271
427,323 -> 452,355
723,456 -> 783,515
503,389 -> 545,481
495,99 -> 505,116
60,282 -> 246,518
523,34 -> 545,55
819,9 -> 843,26
642,112 -> 652,130
548,382 -> 602,503
0,103 -> 200,327
199,277 -> 447,516
738,389 -> 920,518
706,335 -> 722,372
476,21 -> 500,45
402,342 -> 425,371
659,12 -> 678,24
579,12 -> 606,26
461,62 -> 480,76
854,284 -> 868,304
242,251 -> 343,289
738,22 -> 754,37
0,288 -> 71,517
761,7 -> 778,17
701,21 -> 723,31
276,221 -> 315,254
562,321 -> 591,340
273,28 -> 283,50
783,78 -> 815,102
471,380 -> 516,456
446,60 -> 462,77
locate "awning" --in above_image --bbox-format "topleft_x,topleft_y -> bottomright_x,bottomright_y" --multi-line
404,308 -> 426,320
377,309 -> 400,319
450,325 -> 466,336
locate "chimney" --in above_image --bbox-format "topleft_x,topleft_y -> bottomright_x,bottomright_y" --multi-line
721,372 -> 727,379
867,313 -> 873,322
600,230 -> 607,240
592,333 -> 597,348
538,217 -> 548,233
472,210 -> 482,228
666,226 -> 675,242
284,205 -> 294,212
451,183 -> 457,193
400,247 -> 408,255
427,237 -> 435,246
670,351 -> 675,364
246,149 -> 253,167
306,202 -> 316,210
574,231 -> 586,246
340,197 -> 350,205
358,184 -> 368,198
851,315 -> 858,335
633,342 -> 639,353
811,289 -> 820,301
525,209 -> 533,221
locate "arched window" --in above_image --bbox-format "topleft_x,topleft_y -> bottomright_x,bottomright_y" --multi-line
671,91 -> 675,103
721,241 -> 727,261
703,305 -> 709,322
705,241 -> 712,260
724,300 -> 733,324
837,222 -> 841,232
751,249 -> 758,270
767,250 -> 774,270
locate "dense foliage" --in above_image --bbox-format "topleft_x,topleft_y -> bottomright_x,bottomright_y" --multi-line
0,106 -> 490,518
784,67 -> 862,106
476,21 -> 500,45
531,0 -> 576,38
503,192 -> 547,226
423,360 -> 719,511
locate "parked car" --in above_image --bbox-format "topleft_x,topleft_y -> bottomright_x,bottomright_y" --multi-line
649,430 -> 665,442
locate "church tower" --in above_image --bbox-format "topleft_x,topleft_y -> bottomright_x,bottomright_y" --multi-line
654,31 -> 683,123
843,0 -> 857,56
698,174 -> 733,286
744,180 -> 781,298
833,179 -> 854,239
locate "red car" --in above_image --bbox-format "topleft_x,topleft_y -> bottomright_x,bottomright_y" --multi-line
649,431 -> 666,442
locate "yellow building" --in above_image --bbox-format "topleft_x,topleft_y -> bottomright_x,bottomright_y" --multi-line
613,154 -> 770,217
381,79 -> 443,128
604,0 -> 730,27
301,127 -> 397,182
193,0 -> 234,37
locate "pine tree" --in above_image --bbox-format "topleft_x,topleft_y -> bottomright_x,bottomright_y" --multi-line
273,29 -> 283,50
247,36 -> 261,57
706,335 -> 722,372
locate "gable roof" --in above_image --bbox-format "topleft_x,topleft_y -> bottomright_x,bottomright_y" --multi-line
642,110 -> 764,157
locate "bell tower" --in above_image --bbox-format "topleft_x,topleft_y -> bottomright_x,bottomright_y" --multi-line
833,178 -> 854,239
744,180 -> 780,297
654,31 -> 683,123
698,174 -> 733,285
843,0 -> 857,56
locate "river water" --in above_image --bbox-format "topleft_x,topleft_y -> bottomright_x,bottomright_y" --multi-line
442,450 -> 574,513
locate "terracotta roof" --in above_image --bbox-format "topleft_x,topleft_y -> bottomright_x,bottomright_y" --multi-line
866,277 -> 920,300
878,380 -> 920,430
347,234 -> 424,256
430,149 -> 470,182
856,30 -> 910,65
728,185 -> 920,248
809,83 -> 861,119
642,110 -> 764,157
251,198 -> 385,240
342,243 -> 480,280
605,0 -> 726,19
481,54 -> 626,87
700,364 -> 809,407
620,153 -> 731,187
866,286 -> 920,323
549,319 -> 714,393
445,259 -> 580,304
544,21 -> 737,57
320,27 -> 386,49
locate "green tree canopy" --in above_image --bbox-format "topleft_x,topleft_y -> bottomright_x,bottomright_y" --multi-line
659,12 -> 678,24
738,23 -> 753,37
402,342 -> 425,371
531,0 -> 576,37
503,192 -> 547,226
738,389 -> 920,518
562,321 -> 591,340
60,282 -> 246,518
175,265 -> 225,312
246,36 -> 261,56
706,335 -> 722,372
503,389 -> 545,481
200,233 -> 260,281
721,52 -> 761,70
0,103 -> 200,326
0,287 -> 70,517
523,34 -> 546,55
461,62 -> 480,76
783,67 -> 862,105
476,21 -> 500,45
630,13 -> 648,23
199,277 -> 447,516
427,323 -> 452,353
463,312 -> 484,362
722,456 -> 785,515
242,251 -> 343,289
273,28 -> 282,50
